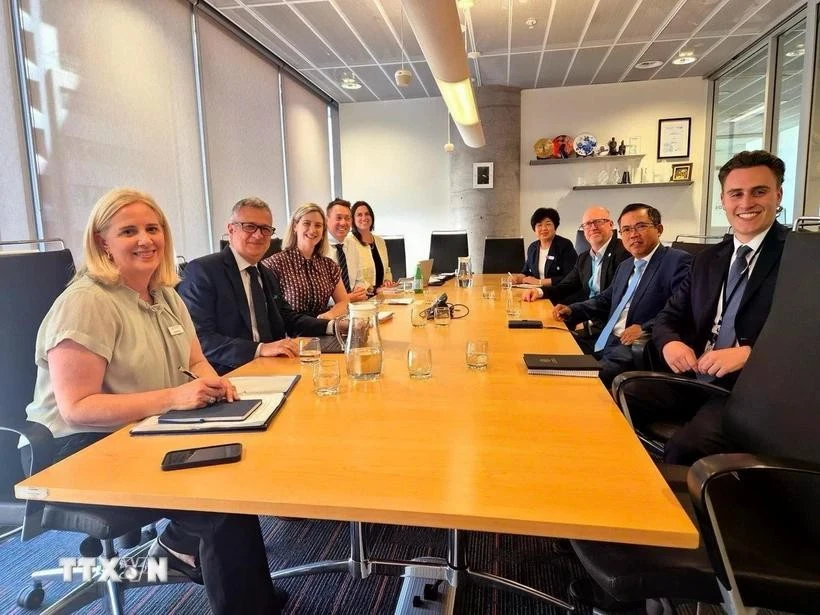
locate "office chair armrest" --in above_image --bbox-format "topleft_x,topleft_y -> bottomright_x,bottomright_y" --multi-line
0,420 -> 55,476
687,453 -> 820,592
630,337 -> 649,370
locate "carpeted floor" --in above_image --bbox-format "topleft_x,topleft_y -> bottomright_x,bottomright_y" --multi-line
0,516 -> 702,614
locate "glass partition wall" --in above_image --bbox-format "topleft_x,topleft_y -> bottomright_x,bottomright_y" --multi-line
706,11 -> 812,235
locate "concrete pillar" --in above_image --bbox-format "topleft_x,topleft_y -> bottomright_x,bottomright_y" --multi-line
449,85 -> 521,272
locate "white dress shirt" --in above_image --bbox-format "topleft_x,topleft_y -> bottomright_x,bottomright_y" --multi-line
326,233 -> 364,289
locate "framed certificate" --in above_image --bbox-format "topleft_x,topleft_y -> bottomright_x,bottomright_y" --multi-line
657,117 -> 691,159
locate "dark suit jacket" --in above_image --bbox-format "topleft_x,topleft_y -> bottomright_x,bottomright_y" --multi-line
653,222 -> 789,388
177,247 -> 328,375
546,237 -> 630,305
567,245 -> 692,335
522,234 -> 577,286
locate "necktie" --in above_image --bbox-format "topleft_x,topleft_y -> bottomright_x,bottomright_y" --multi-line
334,243 -> 351,292
594,259 -> 647,352
246,266 -> 273,343
713,245 -> 753,350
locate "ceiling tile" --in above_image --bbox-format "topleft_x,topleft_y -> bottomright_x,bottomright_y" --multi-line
699,0 -> 774,38
380,63 -> 430,99
508,52 -> 542,89
410,61 -> 438,95
375,0 -> 424,61
564,46 -> 609,86
689,34 -> 760,75
657,0 -> 726,41
739,0 -> 805,36
292,1 -> 374,65
211,0 -> 240,7
469,1 -> 513,55
536,50 -> 575,88
591,43 -> 644,84
352,64 -> 404,99
583,0 -> 639,46
333,0 -> 403,64
217,8 -> 313,69
252,4 -> 338,68
545,0 -> 597,50
623,40 -> 691,80
619,0 -> 686,44
511,0 -> 553,53
475,55 -> 509,86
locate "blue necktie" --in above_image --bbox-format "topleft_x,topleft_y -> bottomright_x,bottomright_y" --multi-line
713,245 -> 752,350
594,259 -> 647,352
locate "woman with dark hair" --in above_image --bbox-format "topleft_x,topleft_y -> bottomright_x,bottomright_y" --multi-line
351,200 -> 395,290
512,207 -> 577,287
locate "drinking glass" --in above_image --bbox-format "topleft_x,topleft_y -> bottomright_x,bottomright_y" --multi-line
313,360 -> 340,395
481,285 -> 492,299
410,300 -> 428,327
299,337 -> 321,363
500,274 -> 512,291
433,306 -> 451,326
465,340 -> 488,370
506,296 -> 522,319
407,346 -> 432,379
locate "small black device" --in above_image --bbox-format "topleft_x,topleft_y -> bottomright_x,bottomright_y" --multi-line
422,293 -> 449,319
161,443 -> 242,471
508,320 -> 544,329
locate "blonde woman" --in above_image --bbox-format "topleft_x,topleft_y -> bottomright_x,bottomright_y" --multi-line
262,203 -> 349,319
351,200 -> 395,291
24,187 -> 284,613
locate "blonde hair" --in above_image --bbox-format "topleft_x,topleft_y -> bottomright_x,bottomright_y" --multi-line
76,187 -> 179,289
282,203 -> 327,256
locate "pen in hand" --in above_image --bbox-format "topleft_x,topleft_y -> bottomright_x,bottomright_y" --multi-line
178,367 -> 198,381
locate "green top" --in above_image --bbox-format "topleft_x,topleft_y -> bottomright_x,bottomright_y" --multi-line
25,275 -> 197,439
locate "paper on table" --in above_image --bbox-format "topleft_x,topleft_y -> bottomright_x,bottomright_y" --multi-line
512,283 -> 542,289
382,297 -> 413,305
229,375 -> 300,396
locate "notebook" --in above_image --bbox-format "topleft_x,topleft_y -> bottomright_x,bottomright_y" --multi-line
159,398 -> 261,424
523,354 -> 601,378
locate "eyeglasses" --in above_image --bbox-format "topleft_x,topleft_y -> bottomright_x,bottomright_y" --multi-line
580,218 -> 611,230
231,222 -> 275,236
619,222 -> 656,235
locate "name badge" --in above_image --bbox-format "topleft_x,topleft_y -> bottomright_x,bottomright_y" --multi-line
547,255 -> 555,260
168,325 -> 184,336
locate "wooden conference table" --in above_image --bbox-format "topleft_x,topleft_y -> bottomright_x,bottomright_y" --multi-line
17,275 -> 697,609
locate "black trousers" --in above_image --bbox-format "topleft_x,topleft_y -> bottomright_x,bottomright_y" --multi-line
49,433 -> 277,615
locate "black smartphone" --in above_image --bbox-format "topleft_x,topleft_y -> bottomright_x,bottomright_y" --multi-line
508,320 -> 544,329
161,443 -> 242,471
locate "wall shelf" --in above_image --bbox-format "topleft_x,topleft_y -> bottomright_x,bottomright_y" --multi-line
572,181 -> 694,191
529,154 -> 644,166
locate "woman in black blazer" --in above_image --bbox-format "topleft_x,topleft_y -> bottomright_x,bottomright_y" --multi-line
513,207 -> 577,288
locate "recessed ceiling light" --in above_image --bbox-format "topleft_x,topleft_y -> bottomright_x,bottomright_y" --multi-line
525,18 -> 537,29
341,76 -> 362,90
672,55 -> 697,65
635,60 -> 663,70
467,51 -> 481,59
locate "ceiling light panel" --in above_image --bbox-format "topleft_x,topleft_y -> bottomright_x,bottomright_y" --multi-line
511,0 -> 551,52
591,42 -> 645,84
582,0 -> 638,46
508,51 -> 542,88
536,49 -> 575,88
623,40 -> 690,81
294,1 -> 375,66
619,0 -> 685,44
219,8 -> 313,70
545,0 -> 596,49
564,46 -> 609,86
253,5 -> 338,68
469,0 -> 513,54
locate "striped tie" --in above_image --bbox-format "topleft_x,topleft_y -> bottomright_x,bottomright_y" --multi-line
334,243 -> 351,292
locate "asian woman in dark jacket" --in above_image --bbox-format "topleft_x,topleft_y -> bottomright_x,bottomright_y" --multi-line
513,207 -> 577,287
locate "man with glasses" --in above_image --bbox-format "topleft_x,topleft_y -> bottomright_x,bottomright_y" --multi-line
178,197 -> 331,375
551,203 -> 691,388
523,206 -> 630,352
641,150 -> 790,464
325,198 -> 368,303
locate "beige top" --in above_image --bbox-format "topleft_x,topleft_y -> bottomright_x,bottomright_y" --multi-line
354,234 -> 393,286
25,275 -> 196,439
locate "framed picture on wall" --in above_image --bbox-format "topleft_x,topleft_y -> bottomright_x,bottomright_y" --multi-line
670,162 -> 693,182
657,117 -> 691,159
473,162 -> 494,189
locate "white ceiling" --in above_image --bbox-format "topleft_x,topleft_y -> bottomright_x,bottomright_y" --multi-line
210,0 -> 806,104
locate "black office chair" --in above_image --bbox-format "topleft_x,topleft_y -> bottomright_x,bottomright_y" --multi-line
671,234 -> 726,256
0,242 -> 186,611
574,228 -> 591,254
382,235 -> 407,280
429,230 -> 468,274
482,237 -> 525,273
570,231 -> 820,615
792,215 -> 820,231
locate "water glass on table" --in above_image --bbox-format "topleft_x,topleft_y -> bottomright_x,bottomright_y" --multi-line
505,296 -> 522,319
410,300 -> 428,327
299,337 -> 321,363
313,360 -> 340,395
433,306 -> 451,326
407,346 -> 432,379
465,340 -> 488,370
501,274 -> 512,291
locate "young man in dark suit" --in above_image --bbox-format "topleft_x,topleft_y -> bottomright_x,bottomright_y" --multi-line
178,197 -> 331,375
552,204 -> 692,388
648,150 -> 790,464
523,206 -> 631,352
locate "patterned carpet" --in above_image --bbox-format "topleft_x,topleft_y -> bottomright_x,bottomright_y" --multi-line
0,516 -> 610,615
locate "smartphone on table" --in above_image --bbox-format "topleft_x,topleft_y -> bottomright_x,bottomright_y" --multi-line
161,443 -> 242,471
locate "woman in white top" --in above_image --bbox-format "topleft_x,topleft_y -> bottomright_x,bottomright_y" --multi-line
351,200 -> 395,292
24,187 -> 282,614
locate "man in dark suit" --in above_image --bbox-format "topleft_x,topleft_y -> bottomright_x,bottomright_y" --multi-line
178,197 -> 330,375
523,206 -> 630,352
647,150 -> 790,464
552,204 -> 692,388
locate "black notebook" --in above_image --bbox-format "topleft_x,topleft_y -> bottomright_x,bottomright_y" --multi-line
523,354 -> 601,378
158,398 -> 263,424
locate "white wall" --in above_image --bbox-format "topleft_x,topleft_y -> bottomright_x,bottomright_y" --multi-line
520,78 -> 709,243
340,97 -> 450,270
